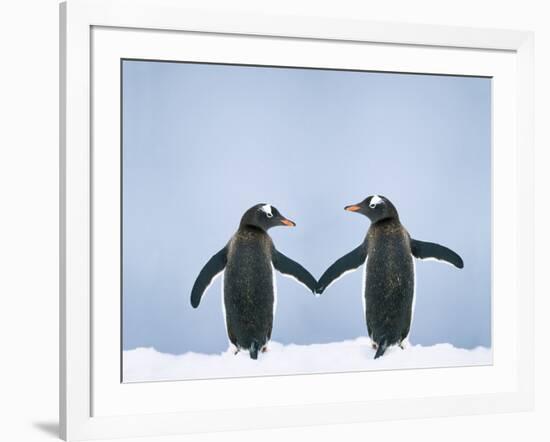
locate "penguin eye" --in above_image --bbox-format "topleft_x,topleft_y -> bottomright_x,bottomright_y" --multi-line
369,195 -> 383,209
266,212 -> 273,218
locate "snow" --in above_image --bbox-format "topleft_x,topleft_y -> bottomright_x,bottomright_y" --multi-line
123,337 -> 492,383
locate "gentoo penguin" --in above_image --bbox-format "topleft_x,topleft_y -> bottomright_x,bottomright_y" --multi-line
190,203 -> 317,360
316,195 -> 464,359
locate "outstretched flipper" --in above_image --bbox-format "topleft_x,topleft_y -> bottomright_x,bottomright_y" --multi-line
316,244 -> 367,294
410,239 -> 464,269
272,248 -> 317,293
190,247 -> 228,308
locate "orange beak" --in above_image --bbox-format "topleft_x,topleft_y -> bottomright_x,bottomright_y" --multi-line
280,218 -> 296,227
344,205 -> 361,212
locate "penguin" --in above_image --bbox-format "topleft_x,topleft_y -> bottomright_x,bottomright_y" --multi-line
190,203 -> 317,360
316,195 -> 464,359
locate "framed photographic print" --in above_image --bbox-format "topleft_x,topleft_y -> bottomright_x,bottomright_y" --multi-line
60,0 -> 534,440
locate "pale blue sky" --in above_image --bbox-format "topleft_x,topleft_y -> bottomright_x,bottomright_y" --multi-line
122,60 -> 491,354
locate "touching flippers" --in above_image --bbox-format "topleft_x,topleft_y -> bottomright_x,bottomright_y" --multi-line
272,248 -> 317,293
316,244 -> 367,294
190,246 -> 228,308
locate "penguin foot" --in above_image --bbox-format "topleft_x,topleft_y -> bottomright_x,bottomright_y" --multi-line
261,346 -> 269,353
399,340 -> 409,350
233,347 -> 240,355
371,342 -> 378,350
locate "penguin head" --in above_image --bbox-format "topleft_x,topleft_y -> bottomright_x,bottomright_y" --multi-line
240,203 -> 296,231
344,195 -> 399,223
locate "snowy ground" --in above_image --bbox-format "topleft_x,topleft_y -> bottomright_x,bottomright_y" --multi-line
123,337 -> 492,383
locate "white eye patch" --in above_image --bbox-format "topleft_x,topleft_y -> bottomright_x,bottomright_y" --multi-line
369,195 -> 383,208
260,204 -> 273,218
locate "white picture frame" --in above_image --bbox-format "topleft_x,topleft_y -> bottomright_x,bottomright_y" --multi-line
60,0 -> 534,440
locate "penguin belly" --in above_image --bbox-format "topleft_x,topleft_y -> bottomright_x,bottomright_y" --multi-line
223,237 -> 275,356
364,232 -> 415,349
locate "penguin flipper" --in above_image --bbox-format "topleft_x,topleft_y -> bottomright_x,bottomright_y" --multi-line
316,244 -> 367,294
272,248 -> 317,293
190,247 -> 228,308
410,239 -> 464,269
